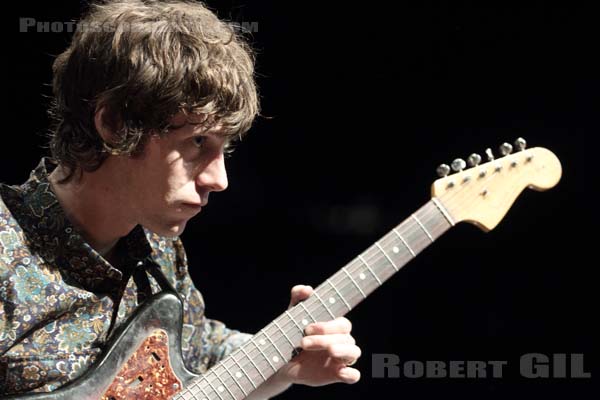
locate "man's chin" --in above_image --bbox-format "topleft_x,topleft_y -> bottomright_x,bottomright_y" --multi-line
147,219 -> 188,238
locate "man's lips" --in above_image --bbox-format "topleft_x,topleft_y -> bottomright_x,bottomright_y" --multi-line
180,203 -> 204,215
182,203 -> 203,209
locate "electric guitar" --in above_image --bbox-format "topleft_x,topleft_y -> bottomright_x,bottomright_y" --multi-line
9,139 -> 562,399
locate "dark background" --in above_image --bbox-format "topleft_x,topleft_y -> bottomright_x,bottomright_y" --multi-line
4,1 -> 596,399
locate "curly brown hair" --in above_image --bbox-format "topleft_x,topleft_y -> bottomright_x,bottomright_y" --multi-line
49,0 -> 259,182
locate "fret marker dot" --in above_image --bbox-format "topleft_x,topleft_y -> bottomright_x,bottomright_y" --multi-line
329,297 -> 335,304
259,339 -> 266,346
273,356 -> 279,363
392,246 -> 399,253
218,386 -> 224,392
359,273 -> 366,280
302,319 -> 308,326
235,372 -> 243,378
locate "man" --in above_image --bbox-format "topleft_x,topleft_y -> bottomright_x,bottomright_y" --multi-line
0,0 -> 360,397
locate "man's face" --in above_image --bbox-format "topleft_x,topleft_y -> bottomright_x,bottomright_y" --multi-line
117,113 -> 230,237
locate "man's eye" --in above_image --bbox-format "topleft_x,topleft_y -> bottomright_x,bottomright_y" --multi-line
193,136 -> 206,148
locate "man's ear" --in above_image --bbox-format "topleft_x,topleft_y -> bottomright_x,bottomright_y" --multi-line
94,106 -> 119,147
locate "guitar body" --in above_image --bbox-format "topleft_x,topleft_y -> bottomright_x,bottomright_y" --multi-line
7,292 -> 198,399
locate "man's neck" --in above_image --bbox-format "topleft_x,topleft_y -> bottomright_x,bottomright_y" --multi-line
48,164 -> 137,260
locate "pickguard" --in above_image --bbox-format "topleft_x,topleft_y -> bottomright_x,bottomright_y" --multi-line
102,329 -> 182,399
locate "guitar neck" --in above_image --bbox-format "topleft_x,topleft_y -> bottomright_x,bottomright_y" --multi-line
176,198 -> 454,399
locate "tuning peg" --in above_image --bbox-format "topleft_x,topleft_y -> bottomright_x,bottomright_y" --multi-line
499,142 -> 513,156
436,164 -> 451,177
467,153 -> 482,167
514,137 -> 527,151
451,158 -> 466,172
485,148 -> 494,161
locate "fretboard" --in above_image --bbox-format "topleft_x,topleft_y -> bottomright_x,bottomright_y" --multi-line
173,198 -> 453,400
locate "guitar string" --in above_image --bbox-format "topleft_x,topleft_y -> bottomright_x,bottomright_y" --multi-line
178,222 -> 446,398
173,210 -> 445,400
175,202 -> 448,399
179,156 -> 515,399
177,154 -> 520,399
180,158 -> 514,400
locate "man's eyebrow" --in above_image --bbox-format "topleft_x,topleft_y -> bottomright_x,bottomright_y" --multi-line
180,121 -> 238,145
184,125 -> 221,138
190,130 -> 233,147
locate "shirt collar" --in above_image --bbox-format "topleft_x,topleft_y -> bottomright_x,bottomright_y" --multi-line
10,157 -> 154,294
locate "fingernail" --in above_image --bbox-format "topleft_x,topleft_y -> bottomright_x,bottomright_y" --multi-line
339,367 -> 352,380
301,337 -> 313,347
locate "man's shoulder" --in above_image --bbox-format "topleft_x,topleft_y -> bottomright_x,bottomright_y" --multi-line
0,184 -> 30,266
0,182 -> 19,218
0,182 -> 55,286
0,210 -> 44,292
0,181 -> 27,229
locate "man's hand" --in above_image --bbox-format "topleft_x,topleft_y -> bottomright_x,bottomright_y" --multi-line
245,285 -> 361,400
279,284 -> 361,386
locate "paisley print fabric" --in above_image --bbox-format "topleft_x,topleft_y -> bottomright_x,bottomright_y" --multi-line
0,158 -> 251,395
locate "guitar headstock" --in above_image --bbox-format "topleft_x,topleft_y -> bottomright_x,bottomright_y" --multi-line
431,138 -> 562,231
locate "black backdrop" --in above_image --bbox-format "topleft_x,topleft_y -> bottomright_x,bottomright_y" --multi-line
4,1 -> 595,399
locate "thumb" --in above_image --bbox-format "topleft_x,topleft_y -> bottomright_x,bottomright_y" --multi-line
288,285 -> 313,309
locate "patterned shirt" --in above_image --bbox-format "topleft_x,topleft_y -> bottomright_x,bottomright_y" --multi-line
0,158 -> 251,395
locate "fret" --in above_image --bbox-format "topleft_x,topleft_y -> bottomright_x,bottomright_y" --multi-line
198,386 -> 211,400
422,201 -> 453,238
392,228 -> 415,257
375,241 -> 399,272
239,346 -> 266,381
412,213 -> 433,242
312,290 -> 336,319
358,254 -> 382,285
285,310 -> 305,335
222,361 -> 248,397
273,319 -> 296,349
431,197 -> 455,226
176,389 -> 195,400
298,301 -> 317,325
205,379 -> 226,400
231,353 -> 257,390
342,267 -> 366,299
327,278 -> 351,310
181,199 -> 456,400
213,371 -> 236,399
250,339 -> 277,371
260,330 -> 286,365
177,392 -> 188,400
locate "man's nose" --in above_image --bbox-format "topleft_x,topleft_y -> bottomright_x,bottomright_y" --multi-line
196,153 -> 228,192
